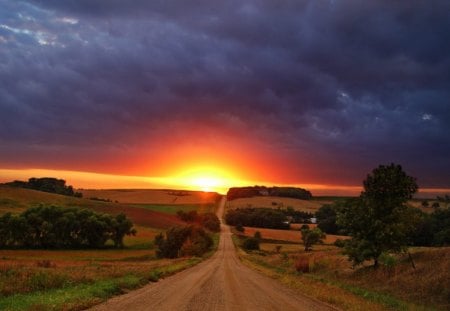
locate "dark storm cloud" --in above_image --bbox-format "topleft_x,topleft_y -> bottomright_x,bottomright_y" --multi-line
1,0 -> 450,186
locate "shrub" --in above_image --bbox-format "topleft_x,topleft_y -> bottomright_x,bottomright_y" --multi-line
294,256 -> 310,273
242,237 -> 260,251
235,224 -> 245,233
155,225 -> 213,258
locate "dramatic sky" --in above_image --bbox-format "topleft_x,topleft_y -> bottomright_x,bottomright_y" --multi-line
1,1 -> 450,192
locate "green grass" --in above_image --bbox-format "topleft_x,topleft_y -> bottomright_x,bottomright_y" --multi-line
0,274 -> 143,311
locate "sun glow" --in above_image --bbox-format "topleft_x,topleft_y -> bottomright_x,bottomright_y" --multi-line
168,166 -> 243,193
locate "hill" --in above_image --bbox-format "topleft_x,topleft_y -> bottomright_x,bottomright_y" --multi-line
0,186 -> 185,229
79,188 -> 220,204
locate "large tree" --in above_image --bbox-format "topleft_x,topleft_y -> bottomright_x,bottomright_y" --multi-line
337,164 -> 418,268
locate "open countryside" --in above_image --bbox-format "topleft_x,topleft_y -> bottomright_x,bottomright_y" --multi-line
1,1 -> 450,310
0,174 -> 449,310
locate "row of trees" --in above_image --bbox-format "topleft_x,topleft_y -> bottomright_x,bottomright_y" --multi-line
0,205 -> 135,249
227,186 -> 312,200
3,177 -> 82,198
225,208 -> 290,229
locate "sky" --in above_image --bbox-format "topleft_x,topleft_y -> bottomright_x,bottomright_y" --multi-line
1,1 -> 450,194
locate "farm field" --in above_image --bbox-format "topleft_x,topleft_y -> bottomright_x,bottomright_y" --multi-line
241,226 -> 348,245
0,186 -> 221,310
79,189 -> 220,205
225,195 -> 332,213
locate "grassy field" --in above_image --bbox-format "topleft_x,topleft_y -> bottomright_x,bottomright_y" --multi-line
0,186 -> 221,310
233,232 -> 450,310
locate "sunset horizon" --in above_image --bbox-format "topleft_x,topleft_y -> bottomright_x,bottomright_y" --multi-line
1,167 -> 448,198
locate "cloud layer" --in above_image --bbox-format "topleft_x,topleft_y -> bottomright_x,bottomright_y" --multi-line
1,0 -> 450,187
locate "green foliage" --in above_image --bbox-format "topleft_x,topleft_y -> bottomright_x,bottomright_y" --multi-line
227,186 -> 312,200
282,207 -> 313,223
337,164 -> 418,267
200,213 -> 221,232
3,177 -> 82,197
242,237 -> 260,250
154,225 -> 213,258
0,205 -> 136,249
316,203 -> 344,234
225,208 -> 290,229
300,226 -> 325,251
176,210 -> 199,222
176,210 -> 221,232
412,208 -> 450,246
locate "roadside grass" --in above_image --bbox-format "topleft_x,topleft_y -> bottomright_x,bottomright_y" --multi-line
0,257 -> 205,311
0,238 -> 219,311
232,235 -> 448,310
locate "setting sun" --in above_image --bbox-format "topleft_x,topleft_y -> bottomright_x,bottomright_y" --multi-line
167,166 -> 243,193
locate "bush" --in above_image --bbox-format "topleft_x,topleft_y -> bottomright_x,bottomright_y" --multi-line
155,225 -> 214,258
201,213 -> 221,232
242,237 -> 260,251
235,224 -> 245,233
294,256 -> 310,273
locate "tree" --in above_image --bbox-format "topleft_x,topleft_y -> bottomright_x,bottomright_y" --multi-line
337,164 -> 418,268
300,225 -> 325,251
316,203 -> 344,234
242,237 -> 260,250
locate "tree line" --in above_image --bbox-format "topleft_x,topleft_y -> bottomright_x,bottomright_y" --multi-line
227,186 -> 312,200
3,177 -> 82,198
0,205 -> 136,249
225,207 -> 290,229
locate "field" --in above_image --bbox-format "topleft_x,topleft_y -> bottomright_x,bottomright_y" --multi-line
79,189 -> 220,204
0,186 -> 221,310
226,196 -> 332,213
241,226 -> 348,245
234,232 -> 450,310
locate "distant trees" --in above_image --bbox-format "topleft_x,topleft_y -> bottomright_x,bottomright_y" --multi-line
337,164 -> 418,268
176,210 -> 221,232
225,208 -> 290,229
0,205 -> 136,249
410,208 -> 450,246
300,225 -> 325,251
227,186 -> 312,201
3,177 -> 82,197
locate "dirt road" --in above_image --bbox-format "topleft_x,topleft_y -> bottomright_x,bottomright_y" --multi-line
89,197 -> 335,311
